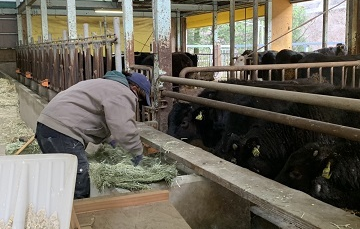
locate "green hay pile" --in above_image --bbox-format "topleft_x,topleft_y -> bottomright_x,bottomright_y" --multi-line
5,140 -> 41,155
88,144 -> 178,192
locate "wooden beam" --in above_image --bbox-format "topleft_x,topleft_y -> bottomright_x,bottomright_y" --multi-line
73,190 -> 169,214
137,122 -> 360,229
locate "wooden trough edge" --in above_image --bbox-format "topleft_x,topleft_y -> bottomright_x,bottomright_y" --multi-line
73,190 -> 169,214
137,122 -> 360,229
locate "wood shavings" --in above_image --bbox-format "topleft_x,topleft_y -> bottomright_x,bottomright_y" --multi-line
0,78 -> 33,145
0,204 -> 60,229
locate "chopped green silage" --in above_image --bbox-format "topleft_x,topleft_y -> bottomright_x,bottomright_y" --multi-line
88,144 -> 178,192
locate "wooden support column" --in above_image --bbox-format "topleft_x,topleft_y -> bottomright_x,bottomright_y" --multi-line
347,0 -> 360,54
271,0 -> 292,50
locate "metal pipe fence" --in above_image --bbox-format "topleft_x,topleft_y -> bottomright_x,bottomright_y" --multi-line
160,75 -> 360,142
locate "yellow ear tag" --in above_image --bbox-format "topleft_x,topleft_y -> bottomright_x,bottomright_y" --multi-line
322,161 -> 332,179
195,111 -> 203,120
252,145 -> 260,157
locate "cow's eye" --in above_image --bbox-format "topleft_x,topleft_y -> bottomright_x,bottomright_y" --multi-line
181,120 -> 189,128
289,169 -> 302,180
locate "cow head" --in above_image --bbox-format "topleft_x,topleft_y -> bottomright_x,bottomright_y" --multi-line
275,142 -> 330,193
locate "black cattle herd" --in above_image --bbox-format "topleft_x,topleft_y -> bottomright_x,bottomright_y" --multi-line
166,44 -> 360,215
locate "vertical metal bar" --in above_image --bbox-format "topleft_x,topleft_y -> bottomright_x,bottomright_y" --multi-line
40,0 -> 48,41
346,0 -> 353,54
98,45 -> 104,77
264,1 -> 272,50
78,45 -> 84,80
253,0 -> 259,65
176,11 -> 181,52
67,0 -> 77,40
229,0 -> 235,66
153,0 -> 172,132
105,41 -> 112,72
68,43 -> 77,86
53,43 -> 60,91
123,0 -> 135,71
49,44 -> 54,89
322,0 -> 329,48
83,23 -> 92,80
229,0 -> 235,80
113,17 -> 122,71
212,2 -> 218,66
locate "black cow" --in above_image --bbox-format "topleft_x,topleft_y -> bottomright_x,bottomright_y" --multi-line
232,86 -> 360,178
273,49 -> 306,81
258,50 -> 278,80
275,141 -> 360,211
314,43 -> 348,56
167,79 -> 334,158
298,53 -> 360,87
141,52 -> 196,92
167,102 -> 222,150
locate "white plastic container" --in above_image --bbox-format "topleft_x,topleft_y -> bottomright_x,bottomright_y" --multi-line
0,154 -> 78,229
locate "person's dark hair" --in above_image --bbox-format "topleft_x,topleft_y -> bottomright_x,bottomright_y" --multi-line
128,81 -> 147,101
122,71 -> 132,77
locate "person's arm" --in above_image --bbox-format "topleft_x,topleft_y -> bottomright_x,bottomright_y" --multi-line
102,94 -> 143,157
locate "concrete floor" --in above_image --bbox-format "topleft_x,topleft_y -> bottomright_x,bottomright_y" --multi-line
0,145 -> 5,156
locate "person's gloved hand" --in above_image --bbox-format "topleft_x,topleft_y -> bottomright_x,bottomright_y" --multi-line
131,154 -> 143,166
109,140 -> 117,148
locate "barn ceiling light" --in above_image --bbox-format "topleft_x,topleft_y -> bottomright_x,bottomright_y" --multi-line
94,9 -> 123,14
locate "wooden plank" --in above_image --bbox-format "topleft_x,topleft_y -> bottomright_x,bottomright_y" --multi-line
137,122 -> 360,229
74,190 -> 169,214
70,206 -> 81,229
76,201 -> 191,229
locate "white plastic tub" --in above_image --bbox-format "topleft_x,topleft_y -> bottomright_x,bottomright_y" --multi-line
0,154 -> 77,229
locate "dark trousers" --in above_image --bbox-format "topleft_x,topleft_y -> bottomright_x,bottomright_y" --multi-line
35,122 -> 90,199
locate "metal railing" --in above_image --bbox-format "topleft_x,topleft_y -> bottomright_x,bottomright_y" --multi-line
178,61 -> 360,88
16,35 -> 117,92
160,75 -> 360,142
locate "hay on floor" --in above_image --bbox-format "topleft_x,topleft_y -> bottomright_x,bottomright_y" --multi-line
0,78 -> 34,145
88,144 -> 178,192
5,140 -> 41,155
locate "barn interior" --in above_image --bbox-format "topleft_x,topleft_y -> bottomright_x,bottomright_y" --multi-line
1,0 -> 360,229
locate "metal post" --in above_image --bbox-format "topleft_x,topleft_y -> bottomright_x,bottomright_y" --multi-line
83,23 -> 89,38
66,0 -> 77,39
123,0 -> 135,71
16,0 -> 23,45
264,0 -> 272,50
322,0 -> 329,48
253,0 -> 259,66
176,11 -> 181,52
229,0 -> 235,79
153,0 -> 172,132
40,0 -> 48,42
212,2 -> 219,66
25,2 -> 32,44
113,17 -> 122,71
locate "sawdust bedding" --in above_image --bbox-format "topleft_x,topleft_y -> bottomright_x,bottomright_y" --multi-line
0,78 -> 34,146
